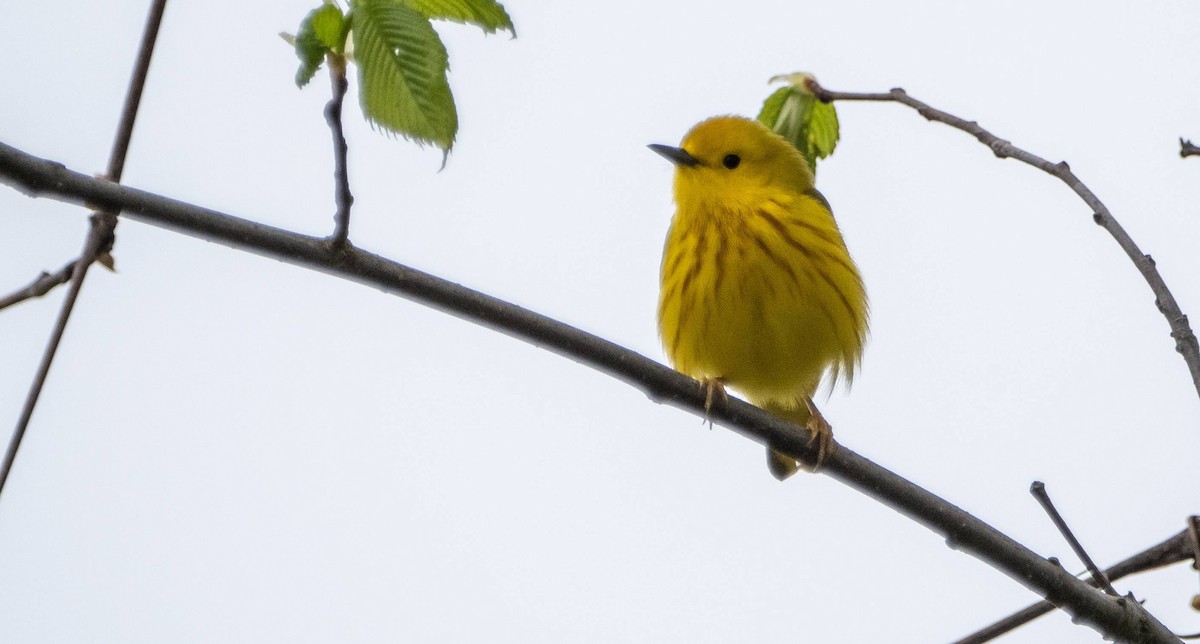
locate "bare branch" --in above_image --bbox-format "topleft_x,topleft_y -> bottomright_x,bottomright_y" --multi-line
1188,515 -> 1200,567
1,0 -> 167,498
2,214 -> 113,494
1031,481 -> 1119,596
0,144 -> 1183,643
0,260 -> 76,311
1181,138 -> 1200,159
326,54 -> 353,248
956,526 -> 1196,643
809,80 -> 1200,407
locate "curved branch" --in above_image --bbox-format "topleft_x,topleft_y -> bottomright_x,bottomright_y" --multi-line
0,141 -> 1181,643
956,527 -> 1194,643
807,80 -> 1200,406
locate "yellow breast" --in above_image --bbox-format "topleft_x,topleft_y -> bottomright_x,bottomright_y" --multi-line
657,188 -> 866,405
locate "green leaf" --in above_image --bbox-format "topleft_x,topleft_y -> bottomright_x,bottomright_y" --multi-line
756,72 -> 840,176
807,100 -> 840,160
401,0 -> 515,35
312,3 -> 348,49
352,0 -> 457,152
294,3 -> 347,88
757,86 -> 795,139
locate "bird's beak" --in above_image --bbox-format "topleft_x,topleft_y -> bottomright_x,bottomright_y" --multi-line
648,144 -> 701,167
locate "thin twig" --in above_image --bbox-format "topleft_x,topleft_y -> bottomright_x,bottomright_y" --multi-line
1031,481 -> 1119,596
2,214 -> 112,494
808,79 -> 1200,406
0,0 -> 167,499
0,148 -> 1182,644
956,527 -> 1195,643
326,54 -> 353,248
1187,515 -> 1200,570
0,260 -> 76,311
1181,138 -> 1200,159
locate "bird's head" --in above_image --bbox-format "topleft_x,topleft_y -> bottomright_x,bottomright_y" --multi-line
649,115 -> 813,211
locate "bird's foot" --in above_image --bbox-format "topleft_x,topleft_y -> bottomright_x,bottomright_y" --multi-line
803,396 -> 835,471
700,377 -> 727,428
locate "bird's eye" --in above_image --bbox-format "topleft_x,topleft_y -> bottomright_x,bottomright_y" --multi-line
722,154 -> 741,170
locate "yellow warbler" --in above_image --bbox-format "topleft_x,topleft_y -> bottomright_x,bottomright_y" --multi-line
651,115 -> 868,479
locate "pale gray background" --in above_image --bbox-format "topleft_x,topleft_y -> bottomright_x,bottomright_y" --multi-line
2,1 -> 1198,642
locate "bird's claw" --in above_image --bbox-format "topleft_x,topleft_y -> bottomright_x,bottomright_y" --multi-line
700,377 -> 727,428
803,396 -> 835,471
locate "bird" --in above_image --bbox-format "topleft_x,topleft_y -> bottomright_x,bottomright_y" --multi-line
650,115 -> 868,479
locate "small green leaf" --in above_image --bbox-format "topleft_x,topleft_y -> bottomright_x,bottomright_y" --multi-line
401,0 -> 515,35
294,3 -> 347,88
807,100 -> 839,159
312,3 -> 348,49
757,86 -> 795,138
352,0 -> 457,151
757,72 -> 840,176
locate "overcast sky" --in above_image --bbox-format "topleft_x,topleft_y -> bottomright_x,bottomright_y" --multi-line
3,1 -> 1199,642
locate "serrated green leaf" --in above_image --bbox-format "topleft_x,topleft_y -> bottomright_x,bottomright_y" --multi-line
401,0 -> 515,35
757,73 -> 840,176
294,4 -> 346,88
294,18 -> 328,87
808,100 -> 839,158
312,3 -> 348,49
757,86 -> 817,173
756,86 -> 792,133
352,0 -> 457,151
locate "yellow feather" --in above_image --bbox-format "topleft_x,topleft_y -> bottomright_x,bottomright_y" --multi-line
654,116 -> 868,478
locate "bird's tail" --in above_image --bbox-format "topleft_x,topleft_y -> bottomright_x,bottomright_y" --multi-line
757,400 -> 810,481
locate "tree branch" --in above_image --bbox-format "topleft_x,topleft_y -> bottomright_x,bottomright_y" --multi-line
0,260 -> 76,311
956,527 -> 1196,643
807,79 -> 1200,407
326,54 -> 353,248
1180,138 -> 1200,159
0,0 -> 167,498
1031,481 -> 1119,596
0,143 -> 1182,643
